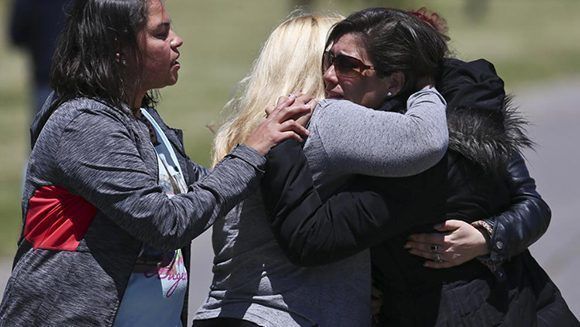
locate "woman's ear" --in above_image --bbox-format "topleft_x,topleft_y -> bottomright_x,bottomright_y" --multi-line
385,71 -> 405,97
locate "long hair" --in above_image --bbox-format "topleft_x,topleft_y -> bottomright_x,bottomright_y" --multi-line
327,7 -> 449,97
50,0 -> 156,112
211,13 -> 343,165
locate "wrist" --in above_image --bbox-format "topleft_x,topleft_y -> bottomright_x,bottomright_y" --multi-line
471,220 -> 493,256
243,137 -> 270,156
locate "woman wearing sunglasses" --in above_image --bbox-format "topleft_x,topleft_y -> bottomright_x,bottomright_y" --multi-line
193,13 -> 449,327
262,7 -> 577,326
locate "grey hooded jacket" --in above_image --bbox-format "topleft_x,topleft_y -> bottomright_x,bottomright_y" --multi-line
0,96 -> 265,326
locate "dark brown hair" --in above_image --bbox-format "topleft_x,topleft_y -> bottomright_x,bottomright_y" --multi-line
326,7 -> 449,96
50,0 -> 156,110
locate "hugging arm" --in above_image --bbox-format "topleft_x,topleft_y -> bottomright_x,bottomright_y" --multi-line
262,140 -> 392,266
406,153 -> 551,269
314,87 -> 448,178
261,88 -> 449,266
485,152 -> 551,265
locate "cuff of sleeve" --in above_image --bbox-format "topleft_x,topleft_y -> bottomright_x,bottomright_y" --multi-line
487,219 -> 508,265
228,144 -> 267,173
472,219 -> 496,271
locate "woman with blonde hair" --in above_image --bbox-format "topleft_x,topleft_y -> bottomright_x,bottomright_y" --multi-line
211,14 -> 338,165
194,13 -> 448,326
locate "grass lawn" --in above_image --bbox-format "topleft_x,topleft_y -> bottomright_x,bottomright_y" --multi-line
0,0 -> 579,256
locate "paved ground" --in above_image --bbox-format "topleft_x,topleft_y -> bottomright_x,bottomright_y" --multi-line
1,77 -> 579,324
515,77 -> 580,319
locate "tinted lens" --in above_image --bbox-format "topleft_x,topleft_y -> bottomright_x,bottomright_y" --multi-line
334,55 -> 363,77
322,51 -> 333,72
322,52 -> 370,77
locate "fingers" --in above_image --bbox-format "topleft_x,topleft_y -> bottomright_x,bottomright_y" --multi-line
406,231 -> 459,269
434,219 -> 463,232
268,93 -> 314,122
407,247 -> 460,269
407,248 -> 446,262
407,232 -> 445,245
404,240 -> 445,253
269,100 -> 312,123
295,93 -> 314,106
278,130 -> 304,143
262,120 -> 310,145
248,92 -> 314,155
280,120 -> 309,137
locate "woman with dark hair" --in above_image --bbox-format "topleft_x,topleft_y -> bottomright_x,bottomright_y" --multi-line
261,7 -> 578,326
0,0 -> 310,326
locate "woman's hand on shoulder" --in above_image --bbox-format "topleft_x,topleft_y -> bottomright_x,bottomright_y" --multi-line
405,219 -> 489,269
245,94 -> 314,155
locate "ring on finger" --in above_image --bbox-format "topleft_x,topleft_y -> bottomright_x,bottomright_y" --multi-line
430,244 -> 440,252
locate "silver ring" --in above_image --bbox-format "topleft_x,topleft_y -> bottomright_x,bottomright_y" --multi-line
434,253 -> 443,263
430,244 -> 440,252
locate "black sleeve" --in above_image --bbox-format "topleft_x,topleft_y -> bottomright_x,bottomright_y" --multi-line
261,140 -> 392,267
488,153 -> 551,264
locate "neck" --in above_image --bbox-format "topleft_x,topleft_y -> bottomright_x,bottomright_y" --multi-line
133,92 -> 146,110
125,88 -> 146,113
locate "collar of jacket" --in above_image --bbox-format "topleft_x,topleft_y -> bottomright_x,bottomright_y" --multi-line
378,58 -> 534,174
439,58 -> 534,173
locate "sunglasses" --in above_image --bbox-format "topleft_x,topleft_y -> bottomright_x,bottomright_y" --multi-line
322,51 -> 375,78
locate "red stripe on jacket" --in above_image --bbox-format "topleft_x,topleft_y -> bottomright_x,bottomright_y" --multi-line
24,185 -> 97,251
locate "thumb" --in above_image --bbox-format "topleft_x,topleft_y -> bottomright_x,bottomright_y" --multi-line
434,219 -> 462,232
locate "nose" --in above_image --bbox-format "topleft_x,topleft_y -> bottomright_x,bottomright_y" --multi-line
323,65 -> 338,89
170,32 -> 183,49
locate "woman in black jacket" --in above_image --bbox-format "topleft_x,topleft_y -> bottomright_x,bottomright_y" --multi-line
260,7 -> 578,326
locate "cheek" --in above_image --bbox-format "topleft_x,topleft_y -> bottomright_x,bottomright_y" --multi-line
142,53 -> 169,76
341,79 -> 369,102
352,80 -> 386,108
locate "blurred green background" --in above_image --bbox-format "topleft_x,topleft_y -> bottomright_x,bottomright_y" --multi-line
1,0 -> 580,258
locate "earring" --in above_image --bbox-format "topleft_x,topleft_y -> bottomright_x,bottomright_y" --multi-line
387,91 -> 393,97
115,53 -> 127,66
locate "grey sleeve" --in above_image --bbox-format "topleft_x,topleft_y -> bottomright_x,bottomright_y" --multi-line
56,112 -> 265,251
313,87 -> 448,177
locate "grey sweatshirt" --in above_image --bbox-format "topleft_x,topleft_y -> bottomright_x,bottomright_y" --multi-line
194,88 -> 448,327
0,97 -> 266,326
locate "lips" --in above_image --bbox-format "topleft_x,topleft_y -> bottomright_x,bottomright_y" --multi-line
171,54 -> 180,67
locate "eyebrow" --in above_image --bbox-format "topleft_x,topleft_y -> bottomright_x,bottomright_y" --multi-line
150,21 -> 170,33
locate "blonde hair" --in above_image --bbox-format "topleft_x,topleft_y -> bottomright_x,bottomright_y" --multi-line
211,13 -> 343,165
